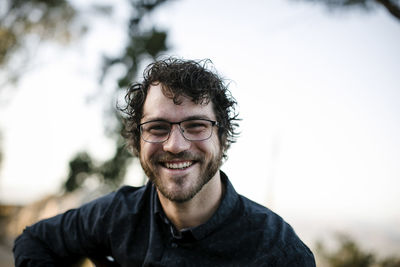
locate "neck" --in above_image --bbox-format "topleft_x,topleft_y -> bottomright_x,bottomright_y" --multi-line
158,171 -> 224,230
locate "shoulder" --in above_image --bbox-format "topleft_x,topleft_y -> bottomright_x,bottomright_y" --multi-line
236,195 -> 316,266
114,184 -> 150,205
68,183 -> 152,226
236,194 -> 282,228
220,172 -> 315,265
86,183 -> 151,214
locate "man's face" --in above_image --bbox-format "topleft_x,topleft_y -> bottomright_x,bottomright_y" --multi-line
139,84 -> 222,203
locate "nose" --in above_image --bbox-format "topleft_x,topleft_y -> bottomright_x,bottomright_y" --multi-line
163,124 -> 191,154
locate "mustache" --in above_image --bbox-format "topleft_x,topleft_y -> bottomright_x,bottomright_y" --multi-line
152,151 -> 203,162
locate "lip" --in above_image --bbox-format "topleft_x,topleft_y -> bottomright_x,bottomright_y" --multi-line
160,160 -> 197,172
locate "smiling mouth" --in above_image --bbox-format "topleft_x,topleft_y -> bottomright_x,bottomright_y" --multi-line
163,161 -> 194,170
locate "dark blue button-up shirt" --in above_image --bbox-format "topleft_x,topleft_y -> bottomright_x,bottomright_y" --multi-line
14,171 -> 315,266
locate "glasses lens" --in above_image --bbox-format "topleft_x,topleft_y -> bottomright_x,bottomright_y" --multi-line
141,121 -> 170,142
181,119 -> 213,141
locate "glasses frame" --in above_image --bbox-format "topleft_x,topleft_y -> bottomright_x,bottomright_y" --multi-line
139,118 -> 219,143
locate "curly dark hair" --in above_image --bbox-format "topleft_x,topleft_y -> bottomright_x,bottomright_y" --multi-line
119,57 -> 240,159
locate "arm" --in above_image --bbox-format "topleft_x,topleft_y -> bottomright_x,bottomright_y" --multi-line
13,193 -> 115,267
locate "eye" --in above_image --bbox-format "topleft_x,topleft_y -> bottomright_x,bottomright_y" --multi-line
145,122 -> 170,136
183,120 -> 209,133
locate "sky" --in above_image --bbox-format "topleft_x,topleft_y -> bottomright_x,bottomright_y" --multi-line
1,0 -> 400,253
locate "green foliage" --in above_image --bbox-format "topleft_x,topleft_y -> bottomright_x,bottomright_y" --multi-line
296,0 -> 373,9
317,233 -> 400,267
380,257 -> 400,267
1,0 -> 171,193
0,0 -> 87,85
64,152 -> 93,192
291,0 -> 400,21
106,28 -> 168,88
63,136 -> 133,192
0,0 -> 90,185
101,0 -> 169,88
63,0 -> 171,192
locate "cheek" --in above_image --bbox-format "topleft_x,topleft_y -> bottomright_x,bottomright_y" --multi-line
198,136 -> 221,156
212,129 -> 222,150
139,141 -> 151,160
140,141 -> 163,160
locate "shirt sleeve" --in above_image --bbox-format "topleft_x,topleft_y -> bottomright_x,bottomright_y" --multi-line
13,192 -> 116,266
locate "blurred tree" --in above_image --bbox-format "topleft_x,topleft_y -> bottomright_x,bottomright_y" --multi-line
0,0 -> 93,87
292,0 -> 400,22
0,0 -> 169,193
317,233 -> 375,267
63,0 -> 170,192
0,0 -> 83,189
316,233 -> 400,267
380,257 -> 400,267
0,0 -> 112,192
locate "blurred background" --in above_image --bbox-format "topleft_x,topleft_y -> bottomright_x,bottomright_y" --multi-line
0,0 -> 399,266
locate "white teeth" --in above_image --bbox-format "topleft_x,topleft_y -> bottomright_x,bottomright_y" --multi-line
165,161 -> 193,169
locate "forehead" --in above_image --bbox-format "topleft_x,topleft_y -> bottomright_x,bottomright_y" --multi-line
142,84 -> 215,121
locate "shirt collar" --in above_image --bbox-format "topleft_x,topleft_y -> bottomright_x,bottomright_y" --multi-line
152,170 -> 239,241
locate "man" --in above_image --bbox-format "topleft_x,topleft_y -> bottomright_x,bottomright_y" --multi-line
13,58 -> 315,266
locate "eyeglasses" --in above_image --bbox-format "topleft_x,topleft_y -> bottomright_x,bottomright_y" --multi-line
139,119 -> 218,143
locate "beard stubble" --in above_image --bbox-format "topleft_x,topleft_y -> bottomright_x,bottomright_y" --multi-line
140,150 -> 223,203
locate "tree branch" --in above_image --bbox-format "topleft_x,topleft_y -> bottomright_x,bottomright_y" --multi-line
374,0 -> 400,21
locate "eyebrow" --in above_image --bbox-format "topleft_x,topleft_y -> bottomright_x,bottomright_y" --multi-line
142,115 -> 215,123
